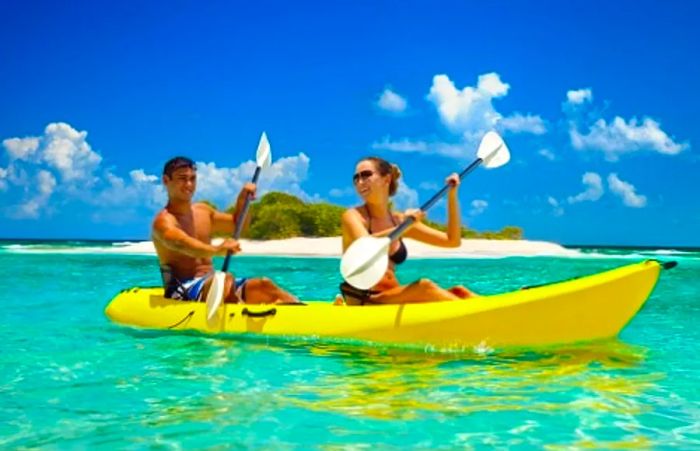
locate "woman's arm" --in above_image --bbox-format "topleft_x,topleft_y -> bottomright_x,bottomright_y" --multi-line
403,174 -> 462,248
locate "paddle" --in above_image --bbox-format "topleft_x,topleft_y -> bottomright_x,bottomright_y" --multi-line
205,132 -> 272,320
340,131 -> 510,290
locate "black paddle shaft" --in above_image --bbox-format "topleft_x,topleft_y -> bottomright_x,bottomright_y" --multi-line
388,157 -> 483,241
221,165 -> 262,273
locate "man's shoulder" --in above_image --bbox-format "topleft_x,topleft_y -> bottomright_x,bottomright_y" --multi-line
152,208 -> 174,230
192,202 -> 217,220
192,202 -> 215,211
153,207 -> 171,221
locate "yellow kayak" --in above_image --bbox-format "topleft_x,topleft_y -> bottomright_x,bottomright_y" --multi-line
104,260 -> 671,348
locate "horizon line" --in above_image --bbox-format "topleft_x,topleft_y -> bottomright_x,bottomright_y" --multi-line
0,237 -> 698,251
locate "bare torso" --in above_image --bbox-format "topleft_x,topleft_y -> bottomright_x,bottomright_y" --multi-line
153,203 -> 214,280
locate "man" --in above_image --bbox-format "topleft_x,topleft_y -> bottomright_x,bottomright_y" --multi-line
152,156 -> 299,304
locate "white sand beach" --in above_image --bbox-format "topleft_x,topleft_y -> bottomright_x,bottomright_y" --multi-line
106,237 -> 579,258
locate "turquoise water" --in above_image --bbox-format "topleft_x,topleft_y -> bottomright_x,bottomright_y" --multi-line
1,242 -> 699,448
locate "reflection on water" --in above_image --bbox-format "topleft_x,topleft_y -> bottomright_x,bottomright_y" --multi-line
283,341 -> 656,419
126,337 -> 673,448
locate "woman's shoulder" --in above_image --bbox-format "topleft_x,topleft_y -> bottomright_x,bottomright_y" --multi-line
342,206 -> 367,223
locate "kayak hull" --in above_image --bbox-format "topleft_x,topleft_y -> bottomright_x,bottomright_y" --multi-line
104,260 -> 663,348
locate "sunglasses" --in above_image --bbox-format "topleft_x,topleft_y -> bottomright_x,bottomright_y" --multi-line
352,170 -> 375,184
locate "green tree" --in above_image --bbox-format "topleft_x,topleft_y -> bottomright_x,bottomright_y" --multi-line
497,226 -> 523,240
247,203 -> 304,239
300,203 -> 345,236
204,191 -> 524,240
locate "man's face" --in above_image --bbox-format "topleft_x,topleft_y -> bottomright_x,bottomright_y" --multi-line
164,167 -> 197,201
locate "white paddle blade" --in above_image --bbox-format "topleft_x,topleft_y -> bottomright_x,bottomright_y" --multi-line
477,131 -> 510,168
205,271 -> 227,321
256,132 -> 272,168
340,236 -> 391,290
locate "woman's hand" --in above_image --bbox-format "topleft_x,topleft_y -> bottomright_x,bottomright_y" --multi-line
404,208 -> 426,224
446,173 -> 460,190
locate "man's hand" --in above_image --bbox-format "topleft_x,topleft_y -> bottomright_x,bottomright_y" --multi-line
240,182 -> 257,201
214,238 -> 241,256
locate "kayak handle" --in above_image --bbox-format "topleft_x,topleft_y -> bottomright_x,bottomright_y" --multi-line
167,311 -> 195,329
241,308 -> 277,318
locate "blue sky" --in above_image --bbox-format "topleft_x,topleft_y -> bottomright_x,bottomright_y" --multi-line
1,0 -> 698,246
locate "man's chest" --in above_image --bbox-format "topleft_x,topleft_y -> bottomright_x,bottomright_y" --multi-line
176,210 -> 212,240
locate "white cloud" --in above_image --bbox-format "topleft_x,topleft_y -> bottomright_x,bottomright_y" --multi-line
10,170 -> 57,219
427,73 -> 509,135
130,169 -> 158,184
93,169 -> 165,210
566,88 -> 592,105
377,88 -> 407,113
427,72 -> 542,137
0,167 -> 7,191
564,89 -> 688,160
538,148 -> 555,161
260,152 -> 313,199
195,152 -> 314,207
42,123 -> 102,182
329,187 -> 354,198
547,196 -> 564,216
372,137 -> 428,153
37,170 -> 56,196
608,173 -> 647,208
378,72 -> 543,162
419,181 -> 439,191
570,116 -> 688,160
499,113 -> 547,135
2,122 -> 102,185
568,172 -> 604,204
1,122 -> 319,222
3,137 -> 40,160
392,181 -> 419,211
371,137 -> 467,159
470,199 -> 488,216
478,73 -> 510,97
14,200 -> 42,219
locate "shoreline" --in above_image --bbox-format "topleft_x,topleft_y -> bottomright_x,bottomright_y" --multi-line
1,237 -> 695,260
224,237 -> 580,258
1,238 -> 697,251
10,236 -> 578,258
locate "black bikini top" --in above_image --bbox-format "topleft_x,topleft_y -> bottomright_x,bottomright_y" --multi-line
364,206 -> 408,265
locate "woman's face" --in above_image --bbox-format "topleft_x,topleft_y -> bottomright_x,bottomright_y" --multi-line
353,160 -> 389,201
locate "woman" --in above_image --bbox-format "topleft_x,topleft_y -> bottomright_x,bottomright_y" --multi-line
339,156 -> 477,305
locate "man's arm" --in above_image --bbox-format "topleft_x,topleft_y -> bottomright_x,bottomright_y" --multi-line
153,212 -> 230,258
211,183 -> 256,235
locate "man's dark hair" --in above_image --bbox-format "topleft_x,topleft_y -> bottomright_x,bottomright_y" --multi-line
163,156 -> 196,177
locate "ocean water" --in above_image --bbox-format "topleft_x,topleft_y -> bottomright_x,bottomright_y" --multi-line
1,241 -> 699,449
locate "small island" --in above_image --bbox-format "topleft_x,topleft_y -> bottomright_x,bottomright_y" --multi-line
212,191 -> 525,241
